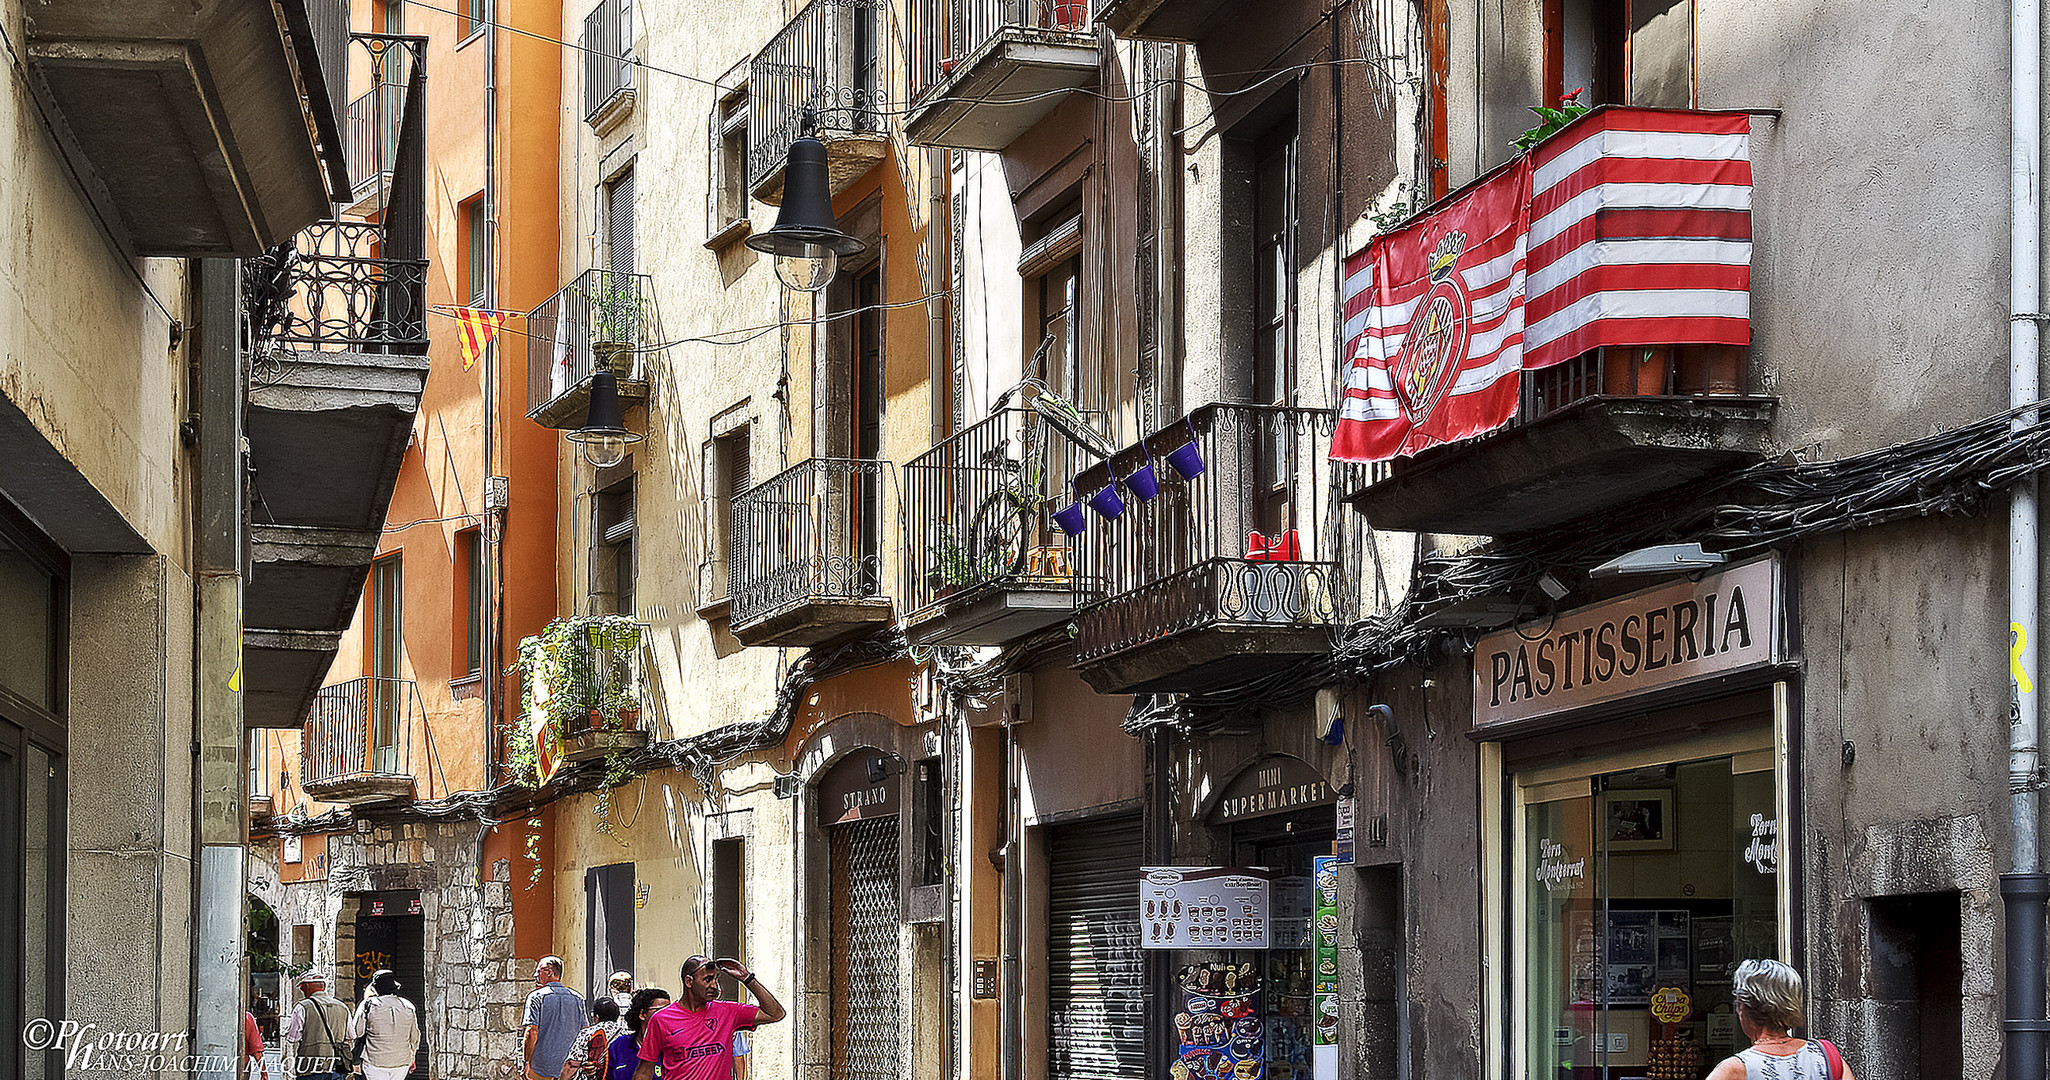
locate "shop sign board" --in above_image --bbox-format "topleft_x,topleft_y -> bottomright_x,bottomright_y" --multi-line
1208,754 -> 1335,824
1313,856 -> 1340,1080
1140,866 -> 1272,949
1334,796 -> 1355,864
816,748 -> 900,826
1473,556 -> 1781,730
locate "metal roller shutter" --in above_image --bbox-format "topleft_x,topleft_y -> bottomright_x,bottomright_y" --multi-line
1048,816 -> 1146,1080
829,817 -> 900,1080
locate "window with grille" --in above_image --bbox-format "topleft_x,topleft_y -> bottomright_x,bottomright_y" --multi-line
582,0 -> 634,119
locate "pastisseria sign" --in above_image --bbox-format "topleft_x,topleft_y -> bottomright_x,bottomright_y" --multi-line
1472,556 -> 1781,730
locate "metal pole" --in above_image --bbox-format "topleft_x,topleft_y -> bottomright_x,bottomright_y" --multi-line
2008,0 -> 2048,1069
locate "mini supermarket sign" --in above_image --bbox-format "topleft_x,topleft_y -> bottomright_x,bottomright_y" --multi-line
1473,556 -> 1781,730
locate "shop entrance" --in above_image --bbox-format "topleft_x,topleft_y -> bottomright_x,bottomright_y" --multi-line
1519,743 -> 1779,1080
1229,825 -> 1333,1080
352,890 -> 428,1077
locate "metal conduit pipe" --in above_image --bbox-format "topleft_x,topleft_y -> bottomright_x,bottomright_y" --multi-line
2008,0 -> 2048,1071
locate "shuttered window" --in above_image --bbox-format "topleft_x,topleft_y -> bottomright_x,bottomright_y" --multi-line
606,168 -> 635,277
1048,816 -> 1146,1080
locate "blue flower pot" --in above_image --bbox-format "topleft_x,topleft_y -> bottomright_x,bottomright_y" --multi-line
1127,462 -> 1161,500
1088,483 -> 1126,520
1052,501 -> 1089,536
1166,440 -> 1205,480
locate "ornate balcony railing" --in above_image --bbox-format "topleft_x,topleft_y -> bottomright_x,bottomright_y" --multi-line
302,676 -> 419,791
731,458 -> 891,629
749,0 -> 886,193
526,269 -> 653,419
907,0 -> 1090,105
901,405 -> 1100,618
265,221 -> 429,352
1071,403 -> 1347,666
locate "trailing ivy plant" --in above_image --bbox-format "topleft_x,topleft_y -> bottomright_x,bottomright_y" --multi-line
510,615 -> 648,841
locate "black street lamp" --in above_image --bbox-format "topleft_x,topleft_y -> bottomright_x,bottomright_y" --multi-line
746,115 -> 867,292
566,366 -> 642,468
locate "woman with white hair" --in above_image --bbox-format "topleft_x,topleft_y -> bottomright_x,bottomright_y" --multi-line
1706,959 -> 1855,1080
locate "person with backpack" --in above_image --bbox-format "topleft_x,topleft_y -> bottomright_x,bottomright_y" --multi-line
348,970 -> 422,1079
283,972 -> 352,1080
1707,959 -> 1856,1080
560,996 -> 625,1080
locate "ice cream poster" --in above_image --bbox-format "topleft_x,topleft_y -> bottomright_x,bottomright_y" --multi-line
1172,962 -> 1263,1080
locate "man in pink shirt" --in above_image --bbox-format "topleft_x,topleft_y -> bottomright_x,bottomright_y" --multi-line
633,955 -> 784,1080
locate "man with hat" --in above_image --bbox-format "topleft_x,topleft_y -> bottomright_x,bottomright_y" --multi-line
283,970 -> 352,1080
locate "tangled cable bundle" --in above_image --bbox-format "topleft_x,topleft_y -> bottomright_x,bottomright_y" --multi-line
257,404 -> 2050,832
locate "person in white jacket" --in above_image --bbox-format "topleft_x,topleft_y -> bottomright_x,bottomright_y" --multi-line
348,970 -> 422,1079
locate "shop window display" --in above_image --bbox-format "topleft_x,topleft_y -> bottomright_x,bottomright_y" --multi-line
1522,753 -> 1778,1080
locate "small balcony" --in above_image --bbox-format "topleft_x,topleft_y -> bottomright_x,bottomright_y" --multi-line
1070,403 -> 1348,695
900,405 -> 1101,646
904,0 -> 1099,151
731,459 -> 894,647
24,0 -> 352,255
582,0 -> 636,133
342,77 -> 405,215
1347,346 -> 1776,536
526,270 -> 655,430
748,0 -> 889,206
300,677 -> 421,805
243,44 -> 429,729
514,618 -> 654,776
1092,0 -> 1234,41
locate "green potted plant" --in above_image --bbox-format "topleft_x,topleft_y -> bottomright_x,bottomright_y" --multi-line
589,273 -> 642,375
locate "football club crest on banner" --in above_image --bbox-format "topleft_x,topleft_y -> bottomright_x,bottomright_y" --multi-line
1333,157 -> 1532,461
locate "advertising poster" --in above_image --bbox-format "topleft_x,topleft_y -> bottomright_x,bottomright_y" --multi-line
1142,866 -> 1273,950
1312,856 -> 1339,1080
1173,962 -> 1263,1080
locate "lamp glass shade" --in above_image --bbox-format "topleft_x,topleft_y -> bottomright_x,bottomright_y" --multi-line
774,245 -> 839,293
575,432 -> 632,469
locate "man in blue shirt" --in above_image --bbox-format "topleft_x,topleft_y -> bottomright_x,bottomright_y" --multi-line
523,956 -> 587,1080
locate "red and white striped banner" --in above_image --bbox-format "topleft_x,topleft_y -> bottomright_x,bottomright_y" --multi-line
1524,109 -> 1752,368
1333,108 -> 1753,462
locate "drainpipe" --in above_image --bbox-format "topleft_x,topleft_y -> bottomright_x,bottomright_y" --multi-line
2006,0 -> 2047,1073
483,0 -> 502,785
999,721 -> 1021,1080
193,258 -> 248,1079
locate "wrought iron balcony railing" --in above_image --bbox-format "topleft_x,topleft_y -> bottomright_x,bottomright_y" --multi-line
731,458 -> 891,629
907,0 -> 1091,105
526,269 -> 654,421
582,0 -> 634,120
1071,403 -> 1347,666
302,676 -> 420,794
749,0 -> 886,194
902,405 -> 1100,619
264,220 -> 429,352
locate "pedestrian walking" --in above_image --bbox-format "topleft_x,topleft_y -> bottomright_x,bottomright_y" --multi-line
244,1009 -> 270,1080
348,970 -> 422,1080
608,972 -> 634,1010
609,988 -> 670,1080
524,955 -> 587,1080
631,956 -> 784,1080
284,971 -> 352,1080
1706,959 -> 1855,1080
560,996 -> 625,1080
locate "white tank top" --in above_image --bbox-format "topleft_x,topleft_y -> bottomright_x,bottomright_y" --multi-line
1738,1041 -> 1833,1080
